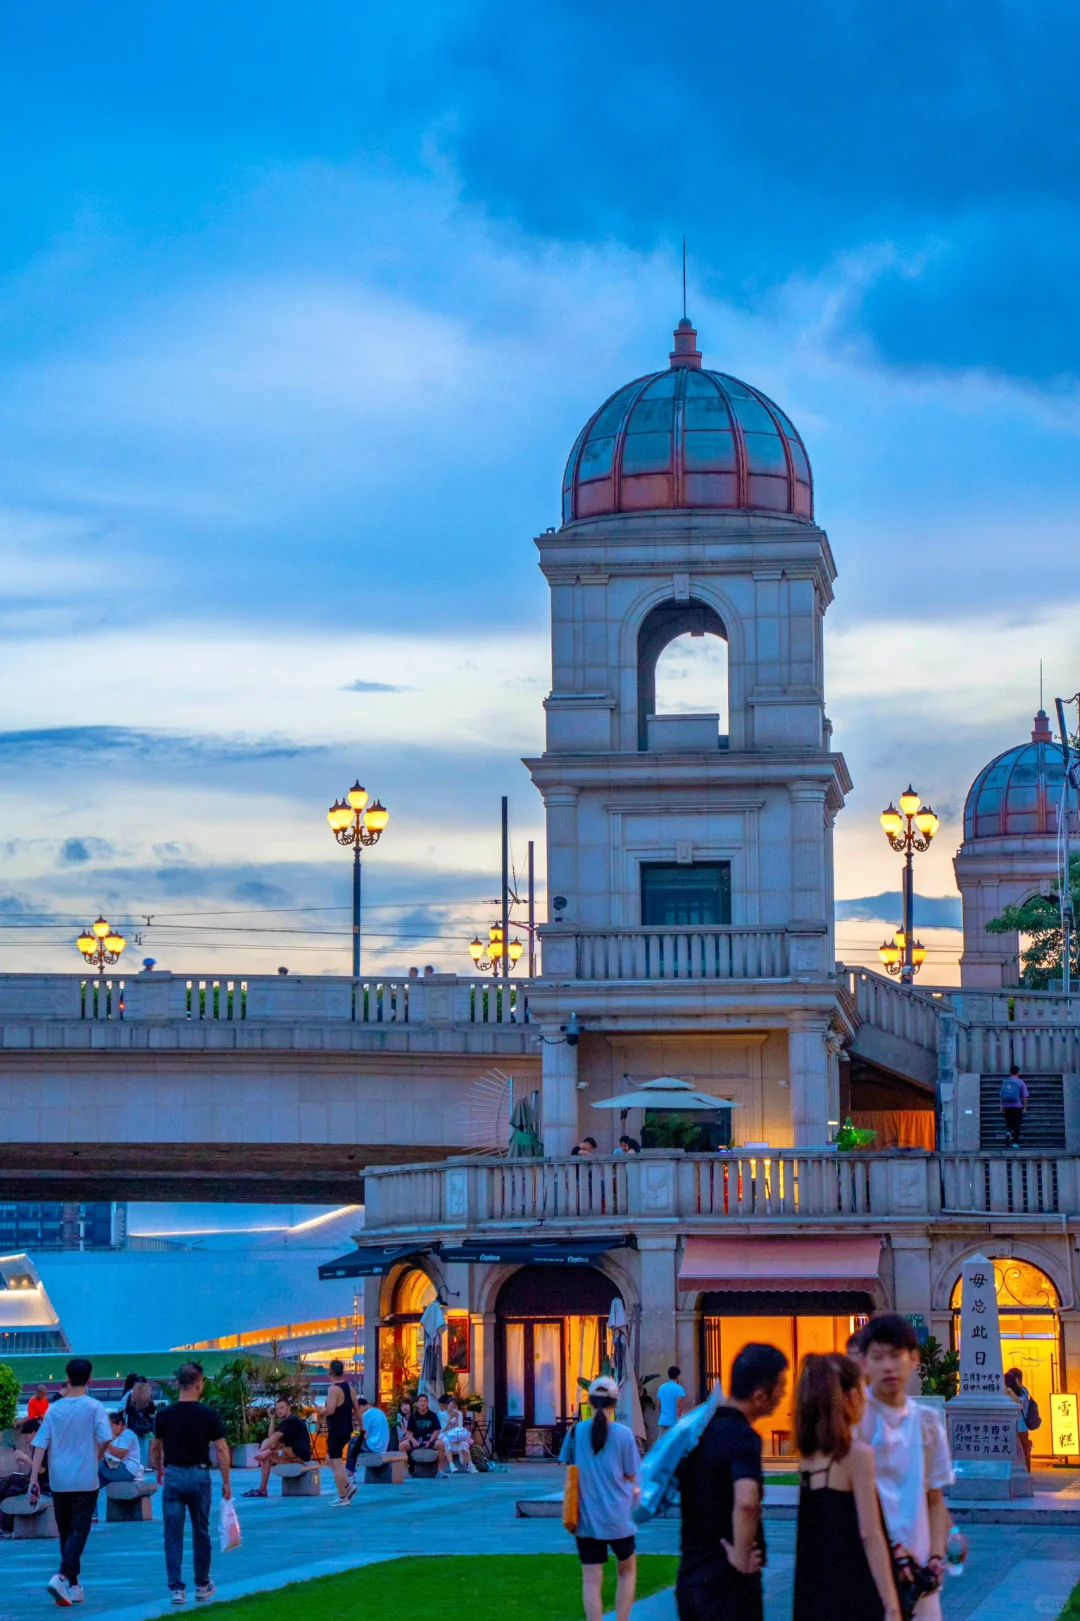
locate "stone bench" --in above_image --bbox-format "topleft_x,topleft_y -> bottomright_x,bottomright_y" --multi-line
409,1446 -> 440,1479
105,1479 -> 159,1522
362,1450 -> 407,1485
272,1462 -> 322,1497
1,1493 -> 58,1539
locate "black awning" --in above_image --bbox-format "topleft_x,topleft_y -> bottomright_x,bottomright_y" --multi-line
439,1235 -> 632,1267
318,1243 -> 434,1280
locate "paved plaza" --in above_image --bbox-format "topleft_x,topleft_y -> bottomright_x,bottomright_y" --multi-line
2,1465 -> 1079,1621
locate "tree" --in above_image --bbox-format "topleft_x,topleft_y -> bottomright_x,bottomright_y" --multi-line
919,1337 -> 959,1401
985,855 -> 1080,989
0,1361 -> 20,1432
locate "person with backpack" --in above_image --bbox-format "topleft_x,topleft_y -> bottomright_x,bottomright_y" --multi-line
675,1343 -> 789,1621
124,1379 -> 157,1466
320,1359 -> 357,1506
1004,1368 -> 1039,1471
559,1375 -> 639,1621
999,1065 -> 1029,1148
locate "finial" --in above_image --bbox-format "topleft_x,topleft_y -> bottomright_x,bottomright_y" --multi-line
669,317 -> 702,370
1032,708 -> 1052,743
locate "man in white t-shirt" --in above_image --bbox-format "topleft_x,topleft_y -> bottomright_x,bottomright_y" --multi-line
29,1357 -> 112,1607
346,1397 -> 391,1477
655,1365 -> 686,1436
859,1314 -> 954,1619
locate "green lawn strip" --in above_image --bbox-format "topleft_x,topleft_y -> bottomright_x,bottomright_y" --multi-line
1058,1580 -> 1080,1620
210,1553 -> 679,1620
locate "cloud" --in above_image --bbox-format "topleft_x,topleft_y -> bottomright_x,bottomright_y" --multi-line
58,836 -> 113,866
340,679 -> 413,693
0,726 -> 322,766
836,893 -> 962,929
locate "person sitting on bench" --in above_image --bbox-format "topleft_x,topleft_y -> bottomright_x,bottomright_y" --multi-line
0,1420 -> 39,1536
98,1411 -> 143,1491
345,1397 -> 391,1478
244,1398 -> 312,1497
401,1394 -> 450,1475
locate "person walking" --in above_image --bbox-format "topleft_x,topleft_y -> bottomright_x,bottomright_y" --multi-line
793,1353 -> 900,1621
320,1359 -> 357,1506
560,1375 -> 639,1621
27,1356 -> 112,1606
858,1315 -> 953,1620
151,1361 -> 231,1605
656,1366 -> 686,1437
675,1343 -> 789,1621
999,1064 -> 1029,1148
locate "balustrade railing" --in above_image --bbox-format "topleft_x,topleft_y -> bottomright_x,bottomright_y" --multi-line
846,969 -> 941,1053
0,972 -> 528,1026
575,927 -> 789,981
363,1149 -> 1080,1230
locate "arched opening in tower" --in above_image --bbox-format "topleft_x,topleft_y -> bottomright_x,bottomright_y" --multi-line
637,598 -> 728,750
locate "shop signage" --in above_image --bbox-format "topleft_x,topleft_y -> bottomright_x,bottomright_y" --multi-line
1051,1393 -> 1079,1459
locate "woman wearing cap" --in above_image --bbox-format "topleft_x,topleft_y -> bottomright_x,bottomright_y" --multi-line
559,1375 -> 639,1621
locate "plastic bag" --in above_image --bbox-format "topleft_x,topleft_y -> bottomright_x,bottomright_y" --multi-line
218,1496 -> 241,1553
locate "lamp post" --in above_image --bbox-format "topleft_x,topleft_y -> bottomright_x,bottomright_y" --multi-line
327,781 -> 390,978
76,916 -> 127,976
469,922 -> 525,977
879,786 -> 939,984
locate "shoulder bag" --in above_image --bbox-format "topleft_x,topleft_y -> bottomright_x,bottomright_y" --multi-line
562,1422 -> 580,1534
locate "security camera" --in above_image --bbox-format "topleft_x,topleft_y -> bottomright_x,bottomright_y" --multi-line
564,1011 -> 581,1047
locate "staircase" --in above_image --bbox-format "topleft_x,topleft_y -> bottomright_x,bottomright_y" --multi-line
979,1073 -> 1066,1152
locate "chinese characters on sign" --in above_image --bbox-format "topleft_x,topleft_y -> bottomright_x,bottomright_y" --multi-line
958,1259 -> 1004,1398
1051,1393 -> 1079,1458
950,1418 -> 1013,1458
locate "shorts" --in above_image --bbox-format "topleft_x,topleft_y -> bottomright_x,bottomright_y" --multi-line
325,1433 -> 350,1461
576,1535 -> 636,1565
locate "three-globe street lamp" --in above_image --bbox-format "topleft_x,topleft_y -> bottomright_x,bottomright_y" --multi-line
469,922 -> 525,977
327,781 -> 390,978
76,916 -> 127,976
879,786 -> 939,984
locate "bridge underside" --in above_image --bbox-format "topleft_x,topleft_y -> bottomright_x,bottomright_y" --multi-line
0,1142 -> 464,1204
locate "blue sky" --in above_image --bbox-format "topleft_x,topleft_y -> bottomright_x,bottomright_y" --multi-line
2,0 -> 1079,979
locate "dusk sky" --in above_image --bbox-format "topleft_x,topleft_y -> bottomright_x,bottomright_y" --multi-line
3,1 -> 1079,982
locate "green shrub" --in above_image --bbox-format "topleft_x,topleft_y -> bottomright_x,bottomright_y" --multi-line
0,1362 -> 21,1431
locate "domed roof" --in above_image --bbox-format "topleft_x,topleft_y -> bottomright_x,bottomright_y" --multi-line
562,319 -> 813,526
963,711 -> 1075,840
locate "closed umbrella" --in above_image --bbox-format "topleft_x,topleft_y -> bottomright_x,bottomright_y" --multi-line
509,1092 -> 542,1158
418,1299 -> 446,1399
608,1298 -> 646,1444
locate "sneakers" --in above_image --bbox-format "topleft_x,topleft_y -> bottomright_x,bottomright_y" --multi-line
46,1576 -> 73,1607
68,1586 -> 84,1604
171,1591 -> 187,1605
195,1583 -> 216,1602
329,1494 -> 354,1507
241,1487 -> 267,1498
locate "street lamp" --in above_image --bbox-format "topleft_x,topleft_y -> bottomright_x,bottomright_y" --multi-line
76,916 -> 127,976
327,780 -> 390,977
879,786 -> 939,984
468,922 -> 525,977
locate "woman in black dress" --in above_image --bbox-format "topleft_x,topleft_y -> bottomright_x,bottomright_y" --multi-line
793,1353 -> 901,1621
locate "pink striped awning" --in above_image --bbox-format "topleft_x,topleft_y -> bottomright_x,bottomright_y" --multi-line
678,1235 -> 882,1294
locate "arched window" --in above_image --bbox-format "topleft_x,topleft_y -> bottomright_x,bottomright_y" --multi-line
637,599 -> 728,750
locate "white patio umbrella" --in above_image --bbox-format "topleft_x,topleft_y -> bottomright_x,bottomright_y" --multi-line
608,1298 -> 646,1444
418,1299 -> 447,1399
591,1076 -> 741,1112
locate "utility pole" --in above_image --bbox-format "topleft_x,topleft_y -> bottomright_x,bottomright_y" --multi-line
1056,699 -> 1075,995
527,840 -> 536,978
501,796 -> 510,982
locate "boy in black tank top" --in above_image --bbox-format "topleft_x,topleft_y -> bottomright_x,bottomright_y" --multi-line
320,1360 -> 357,1505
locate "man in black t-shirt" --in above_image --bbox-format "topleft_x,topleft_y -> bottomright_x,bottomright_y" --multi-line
244,1397 -> 313,1497
403,1394 -> 450,1475
676,1343 -> 788,1621
152,1362 -> 231,1602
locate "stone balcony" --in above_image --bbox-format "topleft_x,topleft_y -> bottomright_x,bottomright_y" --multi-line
361,1148 -> 1079,1237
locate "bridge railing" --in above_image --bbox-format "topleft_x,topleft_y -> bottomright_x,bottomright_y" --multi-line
362,1149 -> 1080,1230
844,969 -> 942,1053
572,926 -> 791,981
0,972 -> 529,1026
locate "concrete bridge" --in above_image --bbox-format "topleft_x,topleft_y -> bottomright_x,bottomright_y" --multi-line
0,964 -> 1077,1202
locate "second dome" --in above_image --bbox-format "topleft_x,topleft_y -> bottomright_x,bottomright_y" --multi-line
562,320 -> 813,526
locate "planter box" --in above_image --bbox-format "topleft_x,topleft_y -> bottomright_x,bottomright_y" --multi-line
230,1444 -> 261,1468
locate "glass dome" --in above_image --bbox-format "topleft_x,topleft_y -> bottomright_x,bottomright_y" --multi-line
562,320 -> 813,525
963,711 -> 1075,840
